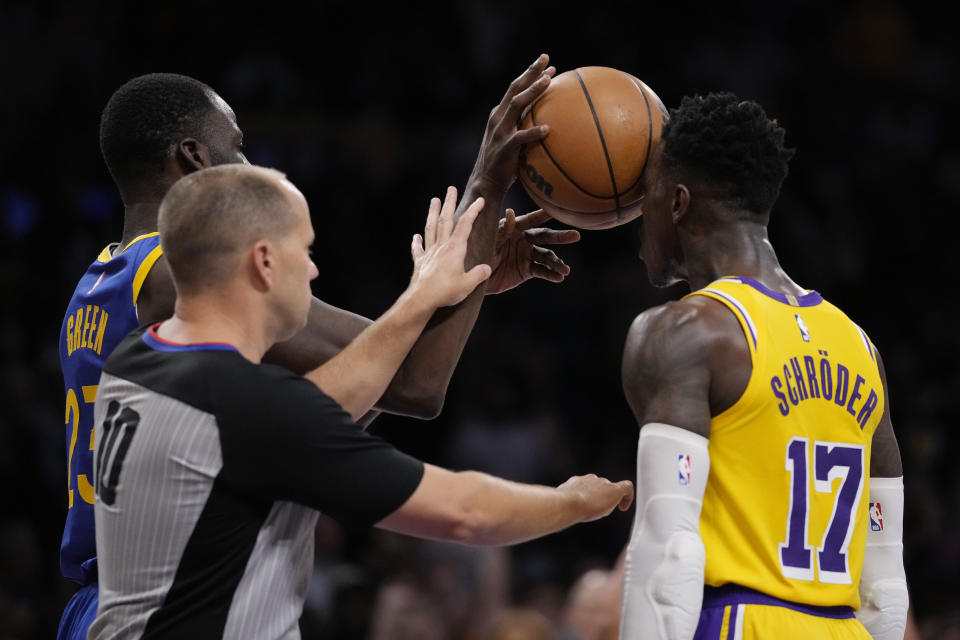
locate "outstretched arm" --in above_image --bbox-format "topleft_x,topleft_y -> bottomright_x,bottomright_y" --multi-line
307,193 -> 490,420
300,55 -> 560,420
384,54 -> 557,418
377,463 -> 633,546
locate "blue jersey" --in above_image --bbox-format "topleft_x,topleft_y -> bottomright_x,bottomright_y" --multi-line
58,233 -> 163,585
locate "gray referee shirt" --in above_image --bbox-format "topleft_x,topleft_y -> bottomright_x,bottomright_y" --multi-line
88,326 -> 425,639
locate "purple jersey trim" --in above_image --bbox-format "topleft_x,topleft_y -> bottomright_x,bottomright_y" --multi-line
726,276 -> 823,307
142,325 -> 239,353
854,324 -> 876,361
702,584 -> 855,620
700,288 -> 758,350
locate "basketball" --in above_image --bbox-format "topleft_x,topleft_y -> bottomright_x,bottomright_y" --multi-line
517,67 -> 667,230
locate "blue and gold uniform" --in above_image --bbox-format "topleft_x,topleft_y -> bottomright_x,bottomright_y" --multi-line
57,233 -> 163,638
690,277 -> 881,640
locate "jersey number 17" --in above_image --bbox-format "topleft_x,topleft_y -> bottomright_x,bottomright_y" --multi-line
778,436 -> 865,585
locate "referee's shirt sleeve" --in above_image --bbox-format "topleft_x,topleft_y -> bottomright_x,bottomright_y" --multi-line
213,364 -> 424,528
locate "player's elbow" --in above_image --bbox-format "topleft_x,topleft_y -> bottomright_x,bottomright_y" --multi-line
377,363 -> 452,419
857,579 -> 909,639
405,393 -> 445,420
443,472 -> 498,544
378,386 -> 445,420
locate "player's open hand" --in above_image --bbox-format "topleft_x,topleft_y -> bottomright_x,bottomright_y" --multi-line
558,474 -> 635,523
409,186 -> 492,309
486,208 -> 581,295
469,54 -> 555,194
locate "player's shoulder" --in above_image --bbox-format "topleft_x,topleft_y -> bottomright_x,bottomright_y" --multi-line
626,296 -> 736,353
622,295 -> 748,390
121,231 -> 162,258
623,300 -> 710,378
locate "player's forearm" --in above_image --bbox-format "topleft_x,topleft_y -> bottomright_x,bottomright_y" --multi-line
379,181 -> 503,417
459,178 -> 506,267
620,425 -> 709,640
306,288 -> 434,420
264,297 -> 372,375
283,181 -> 503,419
857,476 -> 908,640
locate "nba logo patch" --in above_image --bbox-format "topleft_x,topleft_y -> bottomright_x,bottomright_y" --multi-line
869,502 -> 884,532
678,454 -> 691,486
87,272 -> 106,295
794,314 -> 811,342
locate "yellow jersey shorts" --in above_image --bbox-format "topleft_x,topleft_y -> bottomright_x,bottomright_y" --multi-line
693,585 -> 871,640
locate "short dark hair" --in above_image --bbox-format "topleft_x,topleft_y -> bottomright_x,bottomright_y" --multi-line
662,92 -> 795,216
99,73 -> 214,184
159,165 -> 296,294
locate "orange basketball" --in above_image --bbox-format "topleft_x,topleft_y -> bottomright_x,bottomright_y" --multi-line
517,67 -> 667,230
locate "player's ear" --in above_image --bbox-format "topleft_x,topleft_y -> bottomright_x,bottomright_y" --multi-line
250,241 -> 273,293
672,184 -> 691,223
174,138 -> 213,175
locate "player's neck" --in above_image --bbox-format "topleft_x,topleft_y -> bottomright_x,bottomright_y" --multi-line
158,292 -> 273,364
684,222 -> 803,294
117,176 -> 180,247
118,201 -> 161,249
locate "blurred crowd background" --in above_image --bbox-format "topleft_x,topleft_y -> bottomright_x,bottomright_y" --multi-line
2,1 -> 958,638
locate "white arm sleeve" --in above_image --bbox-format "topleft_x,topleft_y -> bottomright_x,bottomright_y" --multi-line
619,423 -> 709,640
856,476 -> 908,640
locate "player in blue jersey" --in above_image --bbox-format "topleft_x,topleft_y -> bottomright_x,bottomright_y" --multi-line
58,231 -> 165,636
57,56 -> 578,639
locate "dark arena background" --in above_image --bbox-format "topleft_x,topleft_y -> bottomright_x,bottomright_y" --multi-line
2,2 -> 957,638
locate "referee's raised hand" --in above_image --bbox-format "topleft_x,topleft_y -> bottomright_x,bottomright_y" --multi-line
409,186 -> 492,310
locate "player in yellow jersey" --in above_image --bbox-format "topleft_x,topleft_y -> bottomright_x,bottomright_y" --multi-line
617,93 -> 908,639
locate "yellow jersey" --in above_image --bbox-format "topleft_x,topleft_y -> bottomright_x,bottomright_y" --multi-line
688,276 -> 883,609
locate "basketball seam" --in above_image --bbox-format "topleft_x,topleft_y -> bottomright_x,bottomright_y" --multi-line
531,107 -> 614,201
574,69 -> 621,218
624,76 -> 654,195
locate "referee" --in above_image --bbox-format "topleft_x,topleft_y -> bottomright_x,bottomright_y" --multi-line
88,165 -> 634,639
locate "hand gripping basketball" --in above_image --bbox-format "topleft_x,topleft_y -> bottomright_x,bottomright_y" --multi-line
468,54 -> 556,194
517,67 -> 668,230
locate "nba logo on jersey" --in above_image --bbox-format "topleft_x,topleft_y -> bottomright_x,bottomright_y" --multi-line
869,502 -> 884,531
678,454 -> 691,486
87,272 -> 106,295
794,314 -> 811,342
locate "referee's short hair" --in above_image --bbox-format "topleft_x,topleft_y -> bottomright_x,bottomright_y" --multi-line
158,165 -> 298,295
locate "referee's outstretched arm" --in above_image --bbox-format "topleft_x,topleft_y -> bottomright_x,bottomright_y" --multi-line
378,464 -> 634,546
